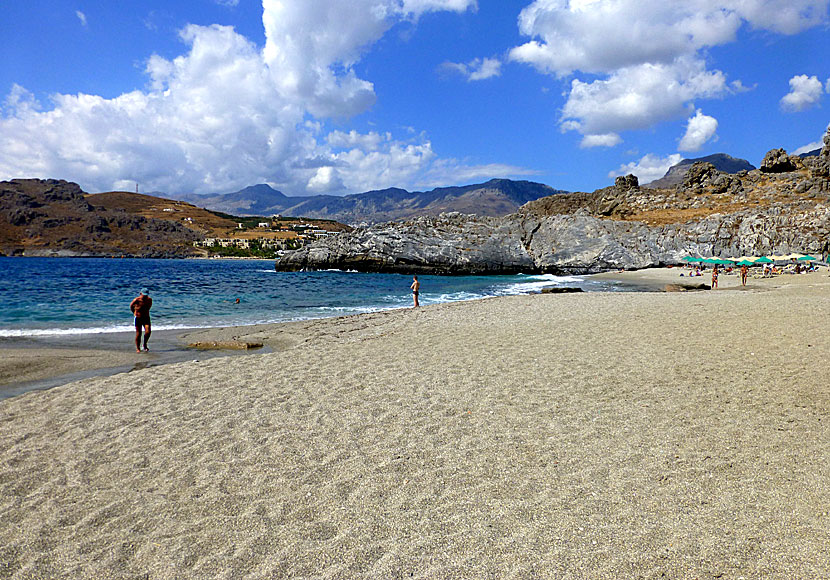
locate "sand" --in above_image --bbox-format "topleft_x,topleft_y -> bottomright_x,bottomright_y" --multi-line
2,269 -> 830,578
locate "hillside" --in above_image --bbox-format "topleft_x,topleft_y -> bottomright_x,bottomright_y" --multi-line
178,179 -> 567,223
0,180 -> 348,258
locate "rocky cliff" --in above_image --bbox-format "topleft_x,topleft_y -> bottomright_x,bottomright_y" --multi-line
275,129 -> 830,274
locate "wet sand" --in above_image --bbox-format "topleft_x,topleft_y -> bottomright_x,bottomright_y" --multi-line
1,268 -> 829,577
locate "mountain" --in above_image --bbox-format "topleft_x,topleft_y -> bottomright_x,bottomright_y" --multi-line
178,179 -> 568,224
178,183 -> 294,216
645,153 -> 755,189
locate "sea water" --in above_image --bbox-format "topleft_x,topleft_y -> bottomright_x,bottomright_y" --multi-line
0,257 -> 619,337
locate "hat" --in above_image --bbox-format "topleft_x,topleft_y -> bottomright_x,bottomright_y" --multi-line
140,287 -> 149,295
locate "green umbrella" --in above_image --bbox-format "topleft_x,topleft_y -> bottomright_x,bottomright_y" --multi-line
797,254 -> 818,261
754,256 -> 773,263
681,256 -> 700,262
736,260 -> 754,266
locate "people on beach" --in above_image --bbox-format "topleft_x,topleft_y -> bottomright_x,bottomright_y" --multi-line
740,264 -> 748,286
130,288 -> 152,352
711,265 -> 719,289
410,275 -> 420,308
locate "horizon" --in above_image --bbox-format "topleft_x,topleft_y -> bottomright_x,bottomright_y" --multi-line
2,1 -> 829,197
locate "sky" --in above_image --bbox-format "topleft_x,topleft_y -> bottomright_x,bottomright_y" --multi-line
1,0 -> 829,197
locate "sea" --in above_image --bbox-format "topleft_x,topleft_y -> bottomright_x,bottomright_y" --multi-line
0,257 -> 625,337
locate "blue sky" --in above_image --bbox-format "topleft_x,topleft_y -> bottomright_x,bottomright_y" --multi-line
1,0 -> 829,196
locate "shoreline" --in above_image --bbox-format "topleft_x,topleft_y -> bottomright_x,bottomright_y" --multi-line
2,268 -> 829,576
2,266 -> 827,400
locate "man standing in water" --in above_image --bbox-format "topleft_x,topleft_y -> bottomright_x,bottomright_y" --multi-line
130,288 -> 152,352
410,275 -> 420,308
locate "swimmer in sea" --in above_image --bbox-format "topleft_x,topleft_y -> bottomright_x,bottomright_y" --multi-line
130,287 -> 153,352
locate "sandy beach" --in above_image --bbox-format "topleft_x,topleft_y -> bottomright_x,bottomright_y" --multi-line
2,268 -> 830,578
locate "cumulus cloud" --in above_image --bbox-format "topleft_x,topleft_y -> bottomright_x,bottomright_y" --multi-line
579,133 -> 621,148
678,110 -> 718,151
76,10 -> 87,27
609,153 -> 683,185
780,74 -> 824,111
561,58 -> 727,136
0,0 -> 495,195
509,0 -> 829,142
441,57 -> 502,81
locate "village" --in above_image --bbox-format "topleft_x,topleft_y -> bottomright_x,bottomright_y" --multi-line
192,215 -> 348,257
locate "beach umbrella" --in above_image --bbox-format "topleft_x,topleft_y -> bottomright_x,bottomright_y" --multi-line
754,256 -> 773,263
736,260 -> 754,266
798,254 -> 818,261
681,256 -> 701,262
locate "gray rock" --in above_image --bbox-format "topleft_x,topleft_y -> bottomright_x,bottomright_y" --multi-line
760,148 -> 799,173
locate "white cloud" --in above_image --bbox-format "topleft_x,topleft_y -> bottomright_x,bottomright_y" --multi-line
307,166 -> 344,192
678,110 -> 718,152
580,133 -> 622,148
793,140 -> 823,155
442,57 -> 502,81
780,74 -> 824,112
418,160 -> 540,189
509,0 -> 829,142
561,58 -> 727,137
510,0 -> 827,76
609,153 -> 683,184
326,130 -> 389,151
76,10 -> 87,27
0,0 -> 498,195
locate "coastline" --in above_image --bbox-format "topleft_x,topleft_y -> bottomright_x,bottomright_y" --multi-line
2,266 -> 826,399
2,268 -> 829,576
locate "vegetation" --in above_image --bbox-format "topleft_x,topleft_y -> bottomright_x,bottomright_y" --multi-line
208,241 -> 278,259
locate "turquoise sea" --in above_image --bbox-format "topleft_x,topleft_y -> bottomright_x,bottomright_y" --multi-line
0,257 -> 622,337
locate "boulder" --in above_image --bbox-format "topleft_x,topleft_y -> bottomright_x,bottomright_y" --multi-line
614,174 -> 639,191
664,283 -> 710,292
760,148 -> 798,173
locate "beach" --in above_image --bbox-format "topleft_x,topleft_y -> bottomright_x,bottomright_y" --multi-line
2,268 -> 830,577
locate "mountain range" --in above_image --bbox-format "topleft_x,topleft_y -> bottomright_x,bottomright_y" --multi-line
177,179 -> 568,224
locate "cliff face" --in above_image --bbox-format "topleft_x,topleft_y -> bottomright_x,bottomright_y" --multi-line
275,133 -> 830,274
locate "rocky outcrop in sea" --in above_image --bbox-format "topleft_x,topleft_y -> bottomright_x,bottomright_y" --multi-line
276,130 -> 830,274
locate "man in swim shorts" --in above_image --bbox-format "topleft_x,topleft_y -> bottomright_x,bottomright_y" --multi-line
410,275 -> 420,308
130,287 -> 153,352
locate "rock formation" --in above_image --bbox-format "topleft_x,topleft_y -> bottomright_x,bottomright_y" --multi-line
645,153 -> 755,189
276,134 -> 830,274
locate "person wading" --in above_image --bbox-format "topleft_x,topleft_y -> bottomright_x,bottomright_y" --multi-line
410,275 -> 420,308
130,288 -> 153,352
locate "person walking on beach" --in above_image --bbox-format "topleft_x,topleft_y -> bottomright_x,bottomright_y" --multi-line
130,288 -> 152,352
740,264 -> 748,286
711,265 -> 719,290
410,275 -> 420,308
